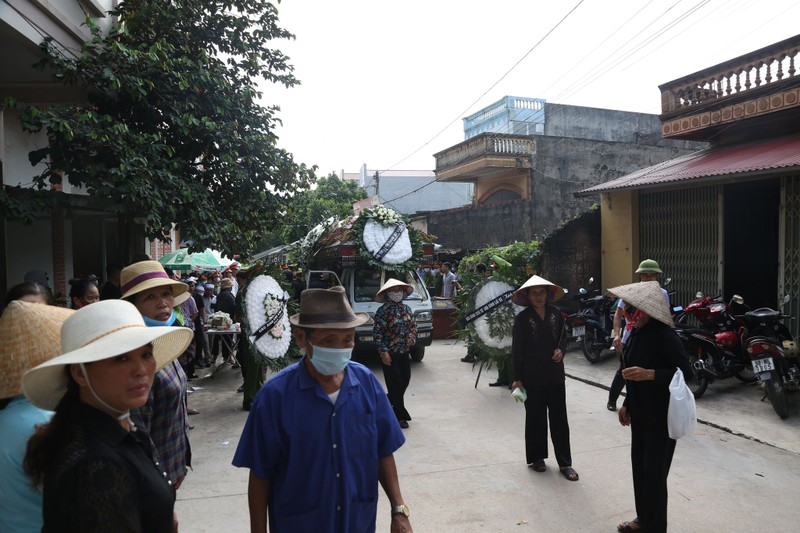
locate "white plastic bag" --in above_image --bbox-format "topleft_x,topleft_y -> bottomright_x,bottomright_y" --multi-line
667,368 -> 697,439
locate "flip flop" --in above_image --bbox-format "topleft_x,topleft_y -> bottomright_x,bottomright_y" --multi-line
617,518 -> 642,532
529,459 -> 546,472
560,467 -> 579,481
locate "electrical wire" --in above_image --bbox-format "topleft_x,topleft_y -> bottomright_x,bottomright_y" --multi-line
375,0 -> 587,181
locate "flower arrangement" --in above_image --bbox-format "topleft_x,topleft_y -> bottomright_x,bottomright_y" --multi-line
454,241 -> 541,369
291,205 -> 428,273
472,281 -> 525,349
369,205 -> 403,226
245,275 -> 292,363
352,205 -> 423,272
208,311 -> 233,328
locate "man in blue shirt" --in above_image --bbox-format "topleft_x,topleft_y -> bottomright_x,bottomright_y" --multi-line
232,286 -> 413,532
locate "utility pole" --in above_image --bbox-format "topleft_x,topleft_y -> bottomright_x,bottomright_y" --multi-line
374,171 -> 380,198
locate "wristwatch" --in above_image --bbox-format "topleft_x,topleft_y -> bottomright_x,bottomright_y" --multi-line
391,504 -> 410,517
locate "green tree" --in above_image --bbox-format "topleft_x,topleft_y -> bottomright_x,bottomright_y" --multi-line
2,0 -> 314,257
258,173 -> 367,250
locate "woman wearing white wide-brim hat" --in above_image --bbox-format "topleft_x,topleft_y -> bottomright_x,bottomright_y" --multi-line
23,300 -> 192,533
509,275 -> 579,481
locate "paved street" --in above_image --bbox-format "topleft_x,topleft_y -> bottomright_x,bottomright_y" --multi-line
177,340 -> 800,532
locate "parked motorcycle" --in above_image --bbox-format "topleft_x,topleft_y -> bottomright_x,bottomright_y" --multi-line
742,295 -> 798,419
566,278 -> 615,363
676,293 -> 757,398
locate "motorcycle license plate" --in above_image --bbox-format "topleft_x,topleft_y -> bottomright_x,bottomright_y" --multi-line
572,326 -> 585,337
752,357 -> 775,374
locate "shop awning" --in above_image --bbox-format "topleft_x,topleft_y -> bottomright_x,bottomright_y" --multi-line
577,134 -> 800,195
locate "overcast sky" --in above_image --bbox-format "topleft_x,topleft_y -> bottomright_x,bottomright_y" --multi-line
258,0 -> 800,178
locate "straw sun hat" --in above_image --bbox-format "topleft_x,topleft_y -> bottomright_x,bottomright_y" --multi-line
375,278 -> 414,303
511,275 -> 565,306
289,286 -> 368,329
608,281 -> 673,327
22,300 -> 193,411
120,260 -> 188,301
0,301 -> 74,399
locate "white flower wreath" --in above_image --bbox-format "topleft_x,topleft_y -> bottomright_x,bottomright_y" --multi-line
473,280 -> 525,349
245,275 -> 291,361
362,220 -> 412,265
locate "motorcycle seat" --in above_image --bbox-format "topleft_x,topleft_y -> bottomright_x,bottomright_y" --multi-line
744,308 -> 782,321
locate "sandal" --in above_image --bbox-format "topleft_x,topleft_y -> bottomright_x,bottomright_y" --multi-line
529,459 -> 546,472
617,518 -> 642,532
560,466 -> 579,481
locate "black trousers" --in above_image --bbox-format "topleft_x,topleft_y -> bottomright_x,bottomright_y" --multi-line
630,414 -> 676,533
381,351 -> 411,421
608,366 -> 626,404
523,381 -> 572,467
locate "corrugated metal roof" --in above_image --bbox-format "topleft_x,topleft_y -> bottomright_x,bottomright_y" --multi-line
577,134 -> 800,195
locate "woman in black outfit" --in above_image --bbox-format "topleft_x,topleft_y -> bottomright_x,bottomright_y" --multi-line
510,275 -> 578,481
23,299 -> 192,533
612,281 -> 693,533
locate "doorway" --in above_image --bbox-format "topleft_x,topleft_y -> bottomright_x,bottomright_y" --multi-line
723,180 -> 780,308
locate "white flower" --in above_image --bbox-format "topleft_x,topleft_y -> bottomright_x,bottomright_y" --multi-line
473,281 -> 525,349
362,219 -> 412,265
245,275 -> 291,361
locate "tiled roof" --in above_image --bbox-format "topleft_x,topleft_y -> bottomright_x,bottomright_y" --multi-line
577,134 -> 800,195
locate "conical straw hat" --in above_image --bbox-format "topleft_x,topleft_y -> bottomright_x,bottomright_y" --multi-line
512,275 -> 565,306
375,278 -> 414,302
0,301 -> 74,399
608,281 -> 673,327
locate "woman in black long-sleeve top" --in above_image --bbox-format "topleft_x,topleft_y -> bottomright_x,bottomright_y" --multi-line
613,281 -> 693,533
510,275 -> 578,481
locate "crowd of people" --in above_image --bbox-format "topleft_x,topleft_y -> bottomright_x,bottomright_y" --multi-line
0,253 -> 688,532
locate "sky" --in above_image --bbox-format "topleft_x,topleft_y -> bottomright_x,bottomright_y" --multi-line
257,0 -> 800,178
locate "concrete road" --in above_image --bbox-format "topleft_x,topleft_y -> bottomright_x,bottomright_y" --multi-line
176,341 -> 800,532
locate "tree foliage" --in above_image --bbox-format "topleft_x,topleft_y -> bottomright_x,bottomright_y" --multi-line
259,173 -> 367,250
4,0 -> 314,256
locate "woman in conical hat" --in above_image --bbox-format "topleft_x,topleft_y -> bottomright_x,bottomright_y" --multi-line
511,275 -> 565,306
609,281 -> 692,533
0,301 -> 73,533
373,278 -> 417,428
510,274 -> 578,481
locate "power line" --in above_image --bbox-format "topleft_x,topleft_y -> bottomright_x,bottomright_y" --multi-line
376,0 -> 587,178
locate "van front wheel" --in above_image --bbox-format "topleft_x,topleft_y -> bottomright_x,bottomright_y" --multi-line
410,346 -> 425,362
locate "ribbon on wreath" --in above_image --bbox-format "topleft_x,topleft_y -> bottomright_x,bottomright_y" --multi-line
250,302 -> 286,342
460,290 -> 514,327
373,223 -> 407,262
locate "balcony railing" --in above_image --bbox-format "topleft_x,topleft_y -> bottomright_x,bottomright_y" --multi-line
660,35 -> 800,116
434,133 -> 535,172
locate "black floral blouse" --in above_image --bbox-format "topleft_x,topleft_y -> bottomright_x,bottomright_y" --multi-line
373,302 -> 417,355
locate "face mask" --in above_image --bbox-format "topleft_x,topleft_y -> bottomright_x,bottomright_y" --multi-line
308,343 -> 352,375
387,291 -> 404,303
143,310 -> 177,327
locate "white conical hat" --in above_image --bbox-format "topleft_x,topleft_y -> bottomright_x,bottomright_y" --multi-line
375,278 -> 414,302
512,275 -> 564,306
608,281 -> 673,327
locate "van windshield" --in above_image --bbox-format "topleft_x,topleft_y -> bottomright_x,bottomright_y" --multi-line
353,268 -> 426,302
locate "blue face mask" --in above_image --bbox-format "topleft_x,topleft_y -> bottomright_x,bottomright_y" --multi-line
143,310 -> 177,327
308,343 -> 352,375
